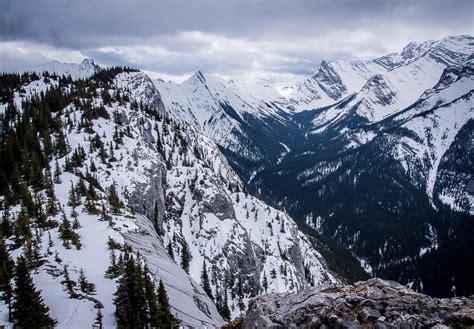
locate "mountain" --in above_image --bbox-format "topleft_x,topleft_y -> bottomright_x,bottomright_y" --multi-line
254,36 -> 474,296
283,35 -> 473,116
0,67 -> 339,327
155,71 -> 301,181
155,35 -> 474,297
20,58 -> 101,79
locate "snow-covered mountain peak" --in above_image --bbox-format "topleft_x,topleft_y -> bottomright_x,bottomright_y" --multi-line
191,69 -> 207,84
179,70 -> 209,88
284,35 -> 473,113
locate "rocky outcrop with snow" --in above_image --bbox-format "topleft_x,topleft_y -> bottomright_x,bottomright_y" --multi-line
21,58 -> 101,79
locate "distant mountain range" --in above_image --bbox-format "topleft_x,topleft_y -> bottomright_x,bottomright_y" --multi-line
152,35 -> 473,297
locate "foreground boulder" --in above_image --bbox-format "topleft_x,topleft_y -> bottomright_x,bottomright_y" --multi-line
242,278 -> 474,328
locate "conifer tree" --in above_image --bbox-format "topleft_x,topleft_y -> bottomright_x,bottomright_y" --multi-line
0,236 -> 15,321
114,254 -> 148,328
181,239 -> 192,274
221,289 -> 231,321
68,181 -> 79,207
78,269 -> 96,295
280,218 -> 285,233
62,265 -> 78,298
1,208 -> 12,238
108,182 -> 123,214
167,241 -> 174,260
201,260 -> 213,300
237,275 -> 245,313
14,208 -> 31,247
157,279 -> 180,328
53,160 -> 62,184
262,273 -> 268,293
105,249 -> 121,279
13,256 -> 56,328
94,308 -> 103,329
143,265 -> 161,327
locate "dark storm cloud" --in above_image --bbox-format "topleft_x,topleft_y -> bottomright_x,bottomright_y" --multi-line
0,0 -> 473,85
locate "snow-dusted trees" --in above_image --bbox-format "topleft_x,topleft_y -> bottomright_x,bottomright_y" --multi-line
0,236 -> 15,321
113,252 -> 180,328
181,239 -> 192,274
13,256 -> 56,328
201,260 -> 213,300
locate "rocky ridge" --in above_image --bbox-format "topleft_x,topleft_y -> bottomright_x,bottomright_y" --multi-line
243,278 -> 474,328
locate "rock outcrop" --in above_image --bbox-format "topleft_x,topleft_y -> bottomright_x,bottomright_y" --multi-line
243,278 -> 474,328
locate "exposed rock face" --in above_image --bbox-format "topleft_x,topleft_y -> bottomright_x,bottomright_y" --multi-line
243,278 -> 474,328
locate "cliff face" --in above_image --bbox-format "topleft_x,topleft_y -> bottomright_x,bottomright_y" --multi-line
243,278 -> 474,328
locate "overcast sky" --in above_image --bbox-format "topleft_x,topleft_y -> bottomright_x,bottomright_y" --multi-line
1,0 -> 473,86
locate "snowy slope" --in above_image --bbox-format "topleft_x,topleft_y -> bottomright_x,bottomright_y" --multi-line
389,59 -> 474,212
1,71 -> 224,328
20,59 -> 101,79
163,130 -> 337,318
0,69 -> 337,327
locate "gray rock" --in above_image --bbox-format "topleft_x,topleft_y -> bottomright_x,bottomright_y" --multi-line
242,278 -> 474,328
128,161 -> 166,229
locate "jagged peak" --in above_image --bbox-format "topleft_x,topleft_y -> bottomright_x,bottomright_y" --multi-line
188,69 -> 207,84
80,58 -> 96,66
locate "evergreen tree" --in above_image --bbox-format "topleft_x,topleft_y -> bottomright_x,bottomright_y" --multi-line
62,265 -> 78,298
108,182 -> 123,213
143,265 -> 161,327
201,260 -> 213,300
14,208 -> 32,246
167,241 -> 174,260
262,273 -> 268,293
105,249 -> 121,279
270,268 -> 277,279
100,203 -> 112,222
68,181 -> 79,208
13,256 -> 56,328
0,236 -> 15,321
157,279 -> 180,328
114,254 -> 148,328
53,160 -> 62,184
279,215 -> 285,233
181,239 -> 192,274
78,269 -> 96,295
237,275 -> 245,313
221,289 -> 231,321
58,213 -> 81,249
94,308 -> 103,329
1,208 -> 12,238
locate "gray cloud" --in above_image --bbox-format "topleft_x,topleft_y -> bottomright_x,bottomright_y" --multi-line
1,0 -> 473,85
